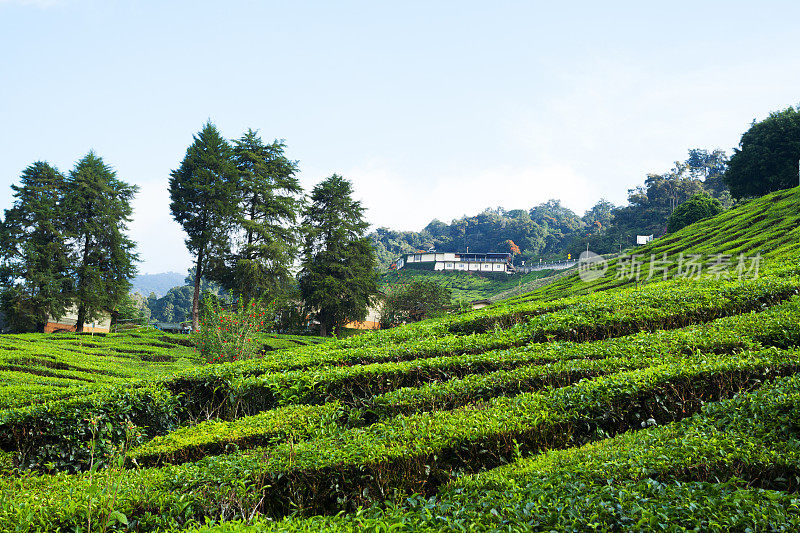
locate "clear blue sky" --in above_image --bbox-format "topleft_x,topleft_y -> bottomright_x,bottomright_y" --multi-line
2,0 -> 799,273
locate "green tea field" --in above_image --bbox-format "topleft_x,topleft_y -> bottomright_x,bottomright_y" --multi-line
0,329 -> 201,413
3,188 -> 800,531
380,268 -> 560,303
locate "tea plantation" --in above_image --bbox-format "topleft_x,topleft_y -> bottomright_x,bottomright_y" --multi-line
380,268 -> 560,302
0,329 -> 201,412
3,187 -> 800,531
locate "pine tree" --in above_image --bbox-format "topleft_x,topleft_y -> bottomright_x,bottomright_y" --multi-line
206,129 -> 303,302
0,162 -> 74,331
66,152 -> 139,332
169,122 -> 239,331
298,174 -> 378,336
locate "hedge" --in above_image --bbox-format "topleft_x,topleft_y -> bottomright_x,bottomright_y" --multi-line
1,346 -> 797,530
7,295 -> 800,473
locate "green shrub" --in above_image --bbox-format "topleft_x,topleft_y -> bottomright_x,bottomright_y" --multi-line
381,279 -> 452,327
0,384 -> 183,473
666,193 -> 724,234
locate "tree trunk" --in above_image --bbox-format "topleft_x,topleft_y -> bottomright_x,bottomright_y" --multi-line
191,247 -> 205,332
247,202 -> 255,256
76,304 -> 86,333
75,233 -> 91,333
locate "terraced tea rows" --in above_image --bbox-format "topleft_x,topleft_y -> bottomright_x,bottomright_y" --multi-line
519,187 -> 800,303
2,263 -> 800,531
4,188 -> 800,530
223,373 -> 800,531
0,329 -> 201,411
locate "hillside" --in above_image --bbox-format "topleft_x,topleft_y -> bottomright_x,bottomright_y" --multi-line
519,186 -> 800,303
131,272 -> 186,297
3,188 -> 800,531
370,150 -> 731,271
380,268 -> 559,302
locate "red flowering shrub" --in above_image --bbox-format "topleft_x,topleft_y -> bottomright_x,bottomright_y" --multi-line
194,297 -> 275,364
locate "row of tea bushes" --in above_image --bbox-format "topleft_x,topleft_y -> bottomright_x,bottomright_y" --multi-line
2,346 -> 797,530
189,373 -> 800,532
139,294 -> 800,424
194,480 -> 800,533
0,329 -> 201,411
129,402 -> 345,467
130,347 -> 719,467
7,295 -> 800,473
0,383 -> 184,472
155,347 -> 800,519
166,277 -> 800,404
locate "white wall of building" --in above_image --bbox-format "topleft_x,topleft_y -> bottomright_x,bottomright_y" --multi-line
401,254 -> 512,273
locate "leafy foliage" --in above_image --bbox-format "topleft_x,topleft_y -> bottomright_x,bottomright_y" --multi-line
0,155 -> 139,333
725,105 -> 800,198
146,286 -> 194,323
195,298 -> 274,364
67,152 -> 139,331
0,161 -> 73,331
299,175 -> 379,336
381,279 -> 451,326
666,193 -> 723,233
206,130 -> 303,302
170,122 -> 240,330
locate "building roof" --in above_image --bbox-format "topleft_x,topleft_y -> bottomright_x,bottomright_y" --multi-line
457,252 -> 511,260
403,251 -> 511,259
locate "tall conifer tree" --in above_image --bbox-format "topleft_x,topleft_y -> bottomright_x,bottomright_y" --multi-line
206,129 -> 302,301
299,174 -> 378,336
66,152 -> 138,332
0,162 -> 73,331
169,122 -> 239,330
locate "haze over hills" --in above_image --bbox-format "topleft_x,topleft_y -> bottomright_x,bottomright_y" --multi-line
368,148 -> 731,270
130,272 -> 186,298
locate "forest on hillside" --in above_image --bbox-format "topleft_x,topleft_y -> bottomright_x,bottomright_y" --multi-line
370,148 -> 730,269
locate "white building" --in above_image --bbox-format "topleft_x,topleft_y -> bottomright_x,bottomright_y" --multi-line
397,252 -> 514,274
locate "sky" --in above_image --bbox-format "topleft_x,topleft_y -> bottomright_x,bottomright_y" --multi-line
2,1 -> 800,274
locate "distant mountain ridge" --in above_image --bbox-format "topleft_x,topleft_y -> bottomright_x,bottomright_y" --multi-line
131,272 -> 186,297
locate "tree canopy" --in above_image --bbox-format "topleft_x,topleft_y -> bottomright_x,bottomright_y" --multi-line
299,174 -> 378,336
0,155 -> 139,332
169,122 -> 239,331
666,193 -> 723,234
66,152 -> 139,331
0,162 -> 74,331
724,106 -> 800,199
381,279 -> 451,327
205,129 -> 303,302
